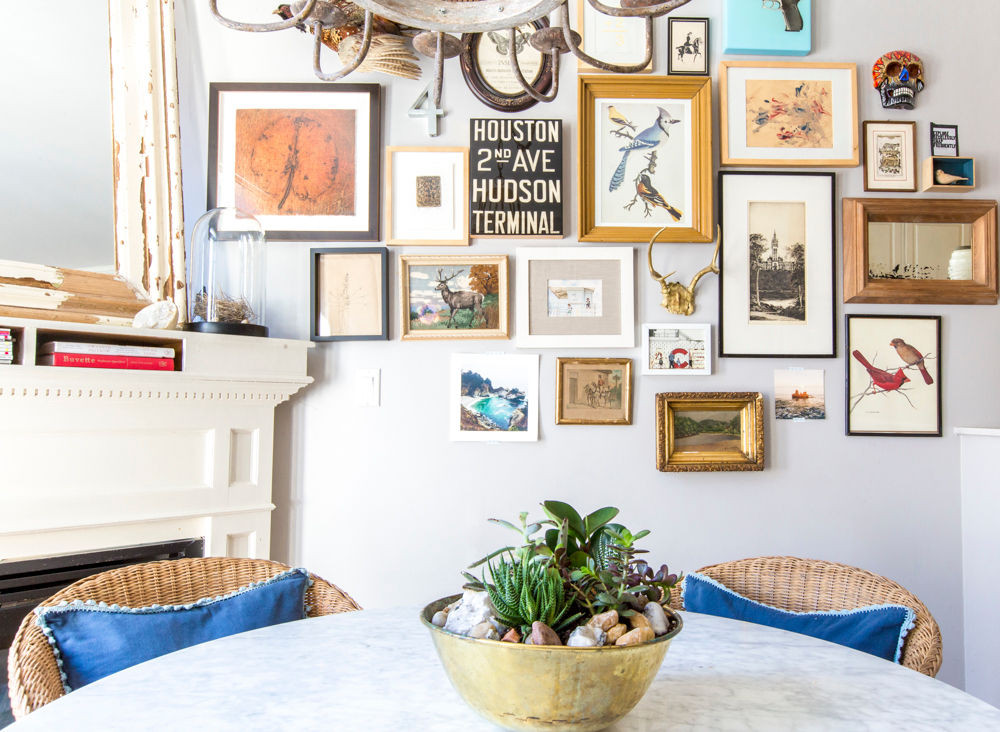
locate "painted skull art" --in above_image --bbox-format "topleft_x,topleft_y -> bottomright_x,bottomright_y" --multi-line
872,51 -> 924,110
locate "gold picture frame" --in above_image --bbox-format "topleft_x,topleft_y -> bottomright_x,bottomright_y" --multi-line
655,392 -> 764,472
386,146 -> 469,246
555,357 -> 632,425
578,75 -> 713,243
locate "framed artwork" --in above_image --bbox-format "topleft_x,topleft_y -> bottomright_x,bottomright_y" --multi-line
641,323 -> 711,375
399,255 -> 508,340
207,82 -> 380,241
555,358 -> 633,425
515,247 -> 634,348
667,18 -> 709,76
846,315 -> 941,437
723,0 -> 811,56
774,368 -> 825,420
930,123 -> 960,157
719,172 -> 836,358
459,19 -> 554,113
576,0 -> 652,73
450,353 -> 539,442
386,147 -> 468,246
309,247 -> 388,341
719,62 -> 859,168
863,121 -> 917,192
655,392 -> 765,472
578,75 -> 713,243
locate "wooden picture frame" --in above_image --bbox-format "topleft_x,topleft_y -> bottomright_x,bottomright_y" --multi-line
207,82 -> 381,241
555,357 -> 633,425
655,392 -> 765,472
459,19 -> 554,112
578,75 -> 713,243
309,247 -> 388,342
386,147 -> 469,246
846,315 -> 941,437
576,0 -> 653,73
842,198 -> 998,304
667,17 -> 709,76
720,61 -> 859,167
863,121 -> 917,192
399,254 -> 508,340
641,323 -> 711,375
719,172 -> 836,358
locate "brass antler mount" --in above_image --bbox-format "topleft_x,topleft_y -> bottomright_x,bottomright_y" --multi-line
647,225 -> 721,316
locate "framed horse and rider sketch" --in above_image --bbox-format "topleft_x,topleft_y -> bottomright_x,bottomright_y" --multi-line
555,358 -> 633,426
667,18 -> 709,76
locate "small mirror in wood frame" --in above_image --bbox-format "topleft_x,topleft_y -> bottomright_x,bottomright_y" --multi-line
655,392 -> 764,472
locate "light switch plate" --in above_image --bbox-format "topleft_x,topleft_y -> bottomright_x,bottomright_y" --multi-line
356,368 -> 380,407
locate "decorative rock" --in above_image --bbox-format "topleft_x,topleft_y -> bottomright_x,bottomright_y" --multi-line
629,612 -> 651,631
567,625 -> 606,647
431,610 -> 449,627
530,621 -> 562,646
443,590 -> 496,636
615,627 -> 655,646
643,602 -> 669,636
468,621 -> 500,640
605,623 -> 627,645
132,300 -> 179,330
489,618 -> 510,636
501,628 -> 522,643
587,610 -> 619,632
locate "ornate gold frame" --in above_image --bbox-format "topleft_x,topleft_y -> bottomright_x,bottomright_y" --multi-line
655,392 -> 764,472
555,357 -> 633,425
578,75 -> 713,243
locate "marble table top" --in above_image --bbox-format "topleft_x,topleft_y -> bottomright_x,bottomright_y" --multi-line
11,606 -> 1000,731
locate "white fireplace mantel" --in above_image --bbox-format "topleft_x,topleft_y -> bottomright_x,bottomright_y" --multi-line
0,316 -> 312,563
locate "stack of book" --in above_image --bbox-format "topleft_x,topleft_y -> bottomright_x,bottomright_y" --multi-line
1,328 -> 12,365
39,341 -> 176,371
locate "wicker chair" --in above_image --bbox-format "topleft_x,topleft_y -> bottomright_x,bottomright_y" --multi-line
667,556 -> 942,677
6,557 -> 361,719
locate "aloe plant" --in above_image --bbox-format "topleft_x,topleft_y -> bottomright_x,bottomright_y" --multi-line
485,549 -> 579,634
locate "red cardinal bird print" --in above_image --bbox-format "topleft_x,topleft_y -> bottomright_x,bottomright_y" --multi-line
852,350 -> 909,392
890,338 -> 933,385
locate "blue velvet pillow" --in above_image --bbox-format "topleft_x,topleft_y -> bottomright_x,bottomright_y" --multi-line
36,567 -> 311,692
682,571 -> 915,663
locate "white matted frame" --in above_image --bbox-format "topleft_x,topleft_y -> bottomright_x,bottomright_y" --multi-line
576,0 -> 652,73
516,247 -> 634,348
387,146 -> 469,246
863,121 -> 917,192
720,61 -> 859,167
450,353 -> 539,442
641,323 -> 711,375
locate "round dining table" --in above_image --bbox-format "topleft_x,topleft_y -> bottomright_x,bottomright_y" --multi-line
9,606 -> 1000,731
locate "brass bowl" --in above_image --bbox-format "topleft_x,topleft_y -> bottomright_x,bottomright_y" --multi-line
420,595 -> 682,731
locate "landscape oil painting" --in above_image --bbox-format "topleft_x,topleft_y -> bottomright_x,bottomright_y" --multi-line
748,201 -> 806,322
400,255 -> 508,340
774,368 -> 825,419
450,353 -> 539,442
656,392 -> 765,472
556,358 -> 632,425
673,410 -> 743,452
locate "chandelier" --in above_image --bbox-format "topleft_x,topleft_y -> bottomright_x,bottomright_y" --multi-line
209,0 -> 692,133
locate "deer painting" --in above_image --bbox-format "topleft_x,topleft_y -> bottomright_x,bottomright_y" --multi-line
434,269 -> 484,328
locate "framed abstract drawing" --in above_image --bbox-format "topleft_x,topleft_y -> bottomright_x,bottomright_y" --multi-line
723,0 -> 811,56
578,75 -> 713,243
207,82 -> 380,241
719,172 -> 836,358
450,353 -> 539,442
555,358 -> 633,425
309,247 -> 388,342
863,121 -> 917,192
655,392 -> 765,472
641,323 -> 711,375
667,17 -> 709,76
576,0 -> 652,73
719,61 -> 858,167
386,147 -> 469,246
459,18 -> 554,113
846,314 -> 941,437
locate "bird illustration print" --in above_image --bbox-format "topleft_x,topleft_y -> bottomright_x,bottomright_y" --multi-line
635,174 -> 683,221
609,107 -> 680,192
852,351 -> 909,393
890,338 -> 934,384
607,106 -> 636,137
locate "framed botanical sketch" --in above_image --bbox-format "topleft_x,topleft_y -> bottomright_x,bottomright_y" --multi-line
655,392 -> 765,472
930,123 -> 960,157
642,323 -> 711,375
515,247 -> 634,348
386,147 -> 469,246
555,358 -> 632,425
719,62 -> 859,167
719,172 -> 836,358
723,0 -> 811,56
450,353 -> 538,442
310,247 -> 388,341
576,0 -> 652,73
846,315 -> 941,437
863,121 -> 917,192
459,19 -> 554,113
399,254 -> 508,340
207,82 -> 380,241
667,18 -> 709,76
578,75 -> 713,243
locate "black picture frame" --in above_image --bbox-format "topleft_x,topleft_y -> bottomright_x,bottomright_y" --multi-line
309,247 -> 388,342
845,314 -> 942,437
207,82 -> 381,241
667,17 -> 710,76
929,123 -> 960,157
459,19 -> 553,113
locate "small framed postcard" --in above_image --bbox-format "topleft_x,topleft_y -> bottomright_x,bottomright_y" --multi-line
668,18 -> 709,76
450,353 -> 539,442
930,123 -> 960,157
310,247 -> 388,341
386,146 -> 469,246
774,368 -> 825,420
642,323 -> 711,375
555,358 -> 632,425
655,392 -> 765,472
863,121 -> 916,192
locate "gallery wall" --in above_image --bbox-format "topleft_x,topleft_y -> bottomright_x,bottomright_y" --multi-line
176,0 -> 1000,688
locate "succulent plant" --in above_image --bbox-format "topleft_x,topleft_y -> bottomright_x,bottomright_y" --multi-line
484,549 -> 579,635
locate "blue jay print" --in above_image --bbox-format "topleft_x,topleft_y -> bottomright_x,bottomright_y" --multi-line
609,107 -> 680,192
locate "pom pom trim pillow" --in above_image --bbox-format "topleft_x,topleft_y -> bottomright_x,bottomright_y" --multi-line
35,566 -> 312,693
682,571 -> 915,663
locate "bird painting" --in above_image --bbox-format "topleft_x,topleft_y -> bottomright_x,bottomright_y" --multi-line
852,350 -> 909,393
609,107 -> 680,192
890,338 -> 934,384
608,106 -> 636,136
635,174 -> 683,221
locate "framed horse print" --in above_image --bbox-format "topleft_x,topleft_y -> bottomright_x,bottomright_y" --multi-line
668,18 -> 709,75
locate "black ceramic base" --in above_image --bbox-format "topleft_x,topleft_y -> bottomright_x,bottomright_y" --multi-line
183,321 -> 269,338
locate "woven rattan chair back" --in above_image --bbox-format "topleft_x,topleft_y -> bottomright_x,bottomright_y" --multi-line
667,555 -> 941,677
7,557 -> 360,719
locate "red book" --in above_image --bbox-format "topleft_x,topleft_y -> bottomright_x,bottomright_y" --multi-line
39,353 -> 175,371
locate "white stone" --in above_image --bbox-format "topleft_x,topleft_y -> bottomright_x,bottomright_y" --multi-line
132,300 -> 179,329
643,602 -> 669,636
567,625 -> 606,647
468,621 -> 500,640
443,590 -> 496,636
431,610 -> 448,627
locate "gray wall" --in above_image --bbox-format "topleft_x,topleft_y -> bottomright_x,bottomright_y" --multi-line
177,0 -> 1000,689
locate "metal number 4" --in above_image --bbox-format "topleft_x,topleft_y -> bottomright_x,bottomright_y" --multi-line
408,84 -> 444,137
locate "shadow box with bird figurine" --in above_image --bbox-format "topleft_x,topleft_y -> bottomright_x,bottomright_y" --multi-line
577,75 -> 713,244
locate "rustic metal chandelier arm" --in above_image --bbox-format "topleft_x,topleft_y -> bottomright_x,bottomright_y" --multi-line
208,0 -> 318,32
506,27 -> 562,103
312,12 -> 374,81
556,1 -> 652,74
